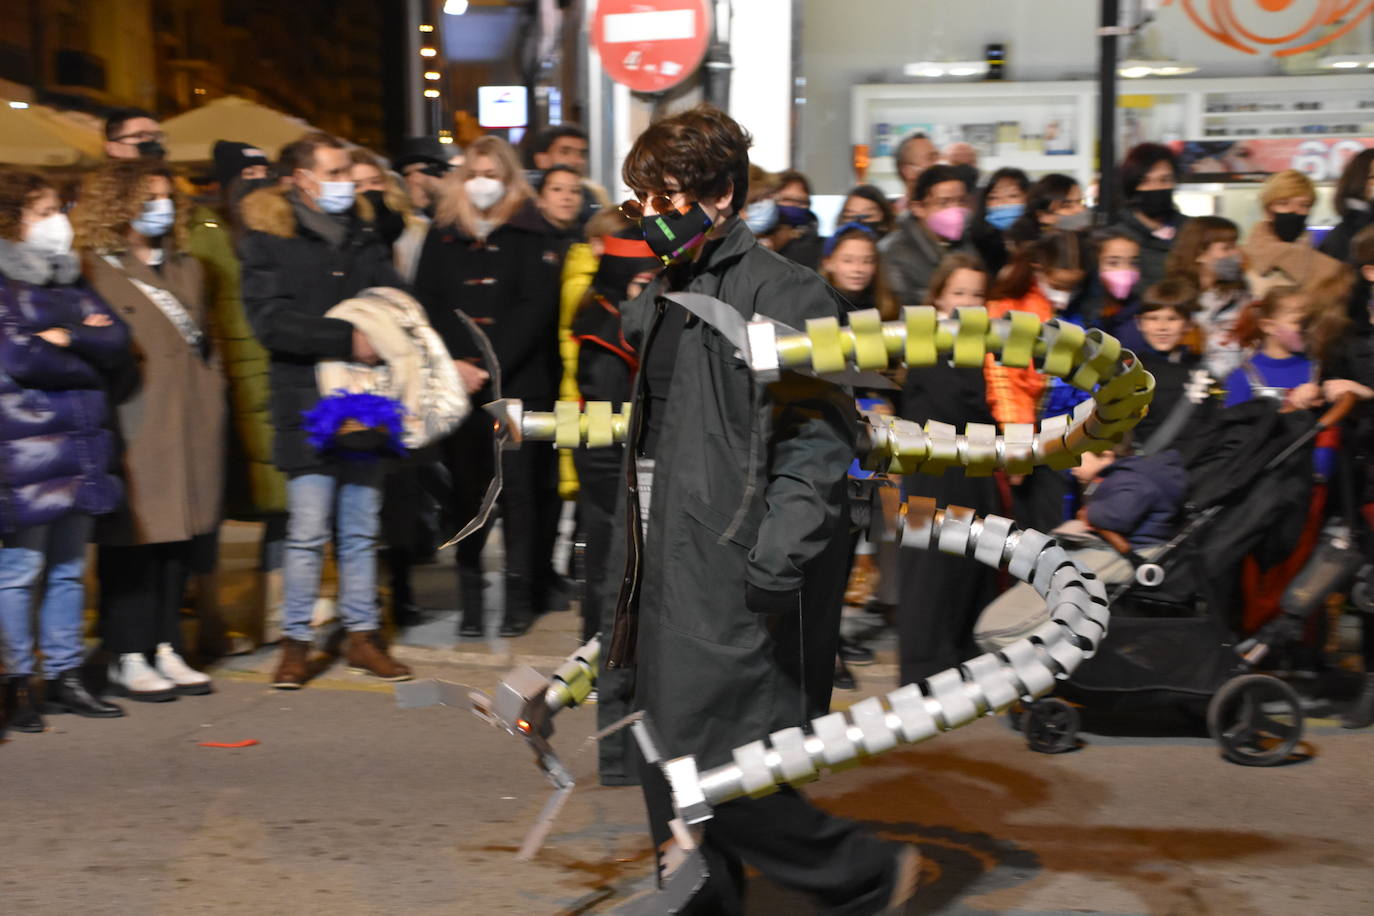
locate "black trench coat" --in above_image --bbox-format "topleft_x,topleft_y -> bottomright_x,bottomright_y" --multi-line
601,218 -> 857,770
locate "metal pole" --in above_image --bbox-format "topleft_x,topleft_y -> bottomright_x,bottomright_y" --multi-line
702,0 -> 732,110
1097,0 -> 1121,225
405,0 -> 426,136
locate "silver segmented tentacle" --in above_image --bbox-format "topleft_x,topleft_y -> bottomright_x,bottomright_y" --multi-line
663,502 -> 1108,824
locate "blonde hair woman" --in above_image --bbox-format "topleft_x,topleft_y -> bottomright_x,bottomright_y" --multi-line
73,160 -> 225,702
413,134 -> 564,639
349,148 -> 430,282
1243,169 -> 1352,306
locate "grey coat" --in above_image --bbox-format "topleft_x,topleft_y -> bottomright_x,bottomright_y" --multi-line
602,219 -> 857,769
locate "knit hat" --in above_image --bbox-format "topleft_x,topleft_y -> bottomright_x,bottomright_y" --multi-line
212,140 -> 270,188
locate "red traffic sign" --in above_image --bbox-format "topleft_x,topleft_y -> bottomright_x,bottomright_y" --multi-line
591,0 -> 712,94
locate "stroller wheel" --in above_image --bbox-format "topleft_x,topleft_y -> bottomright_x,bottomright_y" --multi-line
1022,698 -> 1080,754
1207,674 -> 1305,767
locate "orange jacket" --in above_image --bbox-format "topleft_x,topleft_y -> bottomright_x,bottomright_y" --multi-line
984,289 -> 1053,426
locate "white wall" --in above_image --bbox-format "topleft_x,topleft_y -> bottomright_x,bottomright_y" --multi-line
797,0 -> 1370,191
728,0 -> 793,172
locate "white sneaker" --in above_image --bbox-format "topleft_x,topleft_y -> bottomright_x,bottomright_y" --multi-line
108,653 -> 178,702
155,643 -> 214,695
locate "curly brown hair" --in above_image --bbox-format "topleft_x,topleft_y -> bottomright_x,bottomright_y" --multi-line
0,169 -> 54,242
71,160 -> 189,253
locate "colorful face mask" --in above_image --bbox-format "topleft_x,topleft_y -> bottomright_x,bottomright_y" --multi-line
1100,267 -> 1139,300
925,206 -> 968,242
985,203 -> 1023,231
641,202 -> 714,265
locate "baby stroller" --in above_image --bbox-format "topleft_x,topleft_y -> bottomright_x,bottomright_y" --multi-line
1004,394 -> 1359,766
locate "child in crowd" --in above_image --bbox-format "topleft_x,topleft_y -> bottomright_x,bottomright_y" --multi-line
820,221 -> 899,319
897,254 -> 1002,685
1224,285 -> 1332,409
1091,229 -> 1145,349
1164,216 -> 1249,379
985,229 -> 1089,531
1130,278 -> 1215,453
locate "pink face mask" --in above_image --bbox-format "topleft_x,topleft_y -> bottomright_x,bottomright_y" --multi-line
925,206 -> 968,242
1100,268 -> 1139,300
1273,324 -> 1305,354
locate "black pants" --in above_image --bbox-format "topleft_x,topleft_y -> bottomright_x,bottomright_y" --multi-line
639,766 -> 897,915
442,413 -> 559,618
573,445 -> 623,641
98,541 -> 192,655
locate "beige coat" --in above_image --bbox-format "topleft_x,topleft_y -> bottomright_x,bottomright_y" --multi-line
84,251 -> 226,546
1242,220 -> 1352,302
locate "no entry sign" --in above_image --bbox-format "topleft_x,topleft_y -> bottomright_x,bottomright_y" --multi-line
592,0 -> 713,94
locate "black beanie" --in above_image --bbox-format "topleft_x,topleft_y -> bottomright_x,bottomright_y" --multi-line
212,140 -> 270,188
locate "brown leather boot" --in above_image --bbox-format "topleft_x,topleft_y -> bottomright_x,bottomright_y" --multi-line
271,638 -> 312,690
344,631 -> 413,682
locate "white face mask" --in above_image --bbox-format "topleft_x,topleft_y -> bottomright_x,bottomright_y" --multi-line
23,212 -> 74,257
465,176 -> 506,212
1038,278 -> 1072,310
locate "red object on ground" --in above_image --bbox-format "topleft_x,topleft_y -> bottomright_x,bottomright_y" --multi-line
198,739 -> 260,748
591,0 -> 712,94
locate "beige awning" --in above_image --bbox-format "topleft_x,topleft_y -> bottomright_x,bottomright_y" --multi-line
161,95 -> 321,163
0,104 -> 103,167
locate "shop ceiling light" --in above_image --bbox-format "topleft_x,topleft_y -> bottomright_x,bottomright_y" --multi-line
1118,59 -> 1198,78
902,60 -> 989,79
444,0 -> 469,14
1317,54 -> 1374,70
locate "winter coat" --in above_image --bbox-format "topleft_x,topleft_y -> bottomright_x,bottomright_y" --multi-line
558,242 -> 599,500
571,292 -> 636,407
412,206 -> 562,406
1318,205 -> 1372,265
238,186 -> 401,472
1107,211 -> 1183,292
0,243 -> 127,534
84,250 -> 226,546
1085,451 -> 1188,547
879,212 -> 1006,307
1133,344 -> 1217,454
187,203 -> 286,518
601,218 -> 857,769
1242,220 -> 1350,300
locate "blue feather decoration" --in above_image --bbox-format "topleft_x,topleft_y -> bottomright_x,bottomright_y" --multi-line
302,390 -> 408,459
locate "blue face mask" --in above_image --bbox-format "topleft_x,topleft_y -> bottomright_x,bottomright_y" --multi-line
310,175 -> 356,214
742,198 -> 778,234
986,203 -> 1024,231
131,198 -> 175,238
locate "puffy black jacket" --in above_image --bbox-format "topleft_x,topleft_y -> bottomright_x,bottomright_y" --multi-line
0,244 -> 128,533
238,187 -> 401,472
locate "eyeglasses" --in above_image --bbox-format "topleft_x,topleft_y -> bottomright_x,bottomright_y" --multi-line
618,195 -> 679,223
115,130 -> 166,145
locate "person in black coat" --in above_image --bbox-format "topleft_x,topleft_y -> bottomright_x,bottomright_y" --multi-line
1106,143 -> 1186,292
238,132 -> 412,689
1319,149 -> 1374,266
895,252 -> 1005,684
605,106 -> 915,913
412,135 -> 564,638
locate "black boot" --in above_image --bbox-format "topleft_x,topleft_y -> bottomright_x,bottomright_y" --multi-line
499,573 -> 534,637
1343,673 -> 1374,729
3,675 -> 45,733
44,669 -> 125,718
457,566 -> 485,638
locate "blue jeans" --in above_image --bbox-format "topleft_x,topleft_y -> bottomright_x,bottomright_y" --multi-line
282,464 -> 383,641
0,513 -> 94,678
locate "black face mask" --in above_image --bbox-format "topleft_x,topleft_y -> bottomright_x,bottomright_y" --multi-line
1272,211 -> 1307,244
363,190 -> 405,245
1132,188 -> 1173,221
137,140 -> 166,160
641,202 -> 714,265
